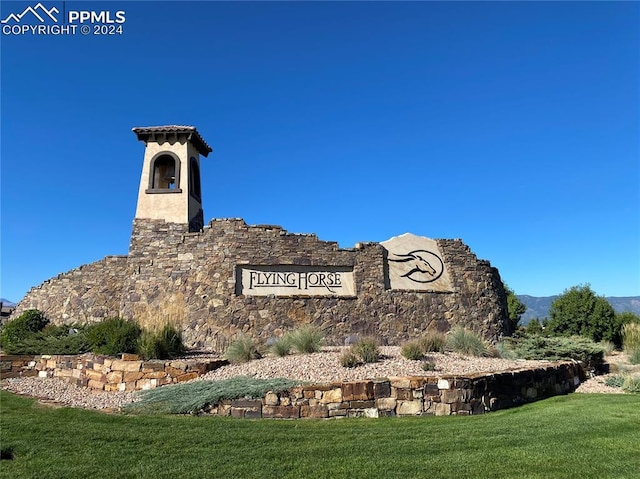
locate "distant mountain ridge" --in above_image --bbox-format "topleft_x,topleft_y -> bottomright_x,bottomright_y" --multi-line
517,295 -> 640,324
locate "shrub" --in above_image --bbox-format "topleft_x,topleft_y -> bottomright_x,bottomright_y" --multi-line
421,361 -> 436,371
268,336 -> 291,357
604,375 -> 625,388
622,323 -> 640,364
287,325 -> 323,354
495,341 -> 517,360
0,309 -> 49,345
418,330 -> 446,353
340,351 -> 359,368
509,335 -> 604,367
598,340 -> 615,356
225,336 -> 261,364
401,341 -> 424,360
622,375 -> 640,394
125,376 -> 300,415
137,324 -> 185,360
446,326 -> 488,357
86,318 -> 141,356
351,337 -> 380,363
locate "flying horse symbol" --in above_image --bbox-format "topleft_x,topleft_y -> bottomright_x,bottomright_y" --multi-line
388,250 -> 443,283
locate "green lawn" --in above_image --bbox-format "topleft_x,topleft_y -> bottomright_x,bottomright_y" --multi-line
1,391 -> 639,479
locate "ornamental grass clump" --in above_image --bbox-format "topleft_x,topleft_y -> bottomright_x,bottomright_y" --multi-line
445,326 -> 489,357
401,340 -> 424,360
340,351 -> 359,368
268,336 -> 291,357
225,336 -> 261,364
137,324 -> 185,360
622,323 -> 640,364
287,325 -> 323,354
418,330 -> 447,353
351,337 -> 380,363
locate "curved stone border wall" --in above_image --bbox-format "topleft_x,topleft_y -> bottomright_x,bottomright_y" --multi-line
1,354 -> 584,417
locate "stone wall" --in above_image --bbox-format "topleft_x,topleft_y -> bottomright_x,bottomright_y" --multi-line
10,218 -> 510,350
211,362 -> 584,418
11,255 -> 128,324
1,353 -> 584,416
0,353 -> 227,391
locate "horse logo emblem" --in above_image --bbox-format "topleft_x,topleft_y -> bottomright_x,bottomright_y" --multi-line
388,250 -> 444,283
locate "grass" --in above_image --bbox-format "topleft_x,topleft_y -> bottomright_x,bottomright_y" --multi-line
287,325 -> 323,354
445,326 -> 489,357
224,336 -> 261,363
622,323 -> 640,364
1,391 -> 639,478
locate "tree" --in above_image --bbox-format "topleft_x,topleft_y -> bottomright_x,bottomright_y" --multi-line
504,284 -> 526,332
547,284 -> 616,343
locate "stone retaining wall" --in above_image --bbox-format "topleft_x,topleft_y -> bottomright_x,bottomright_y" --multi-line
210,362 -> 584,418
1,354 -> 584,416
0,353 -> 227,392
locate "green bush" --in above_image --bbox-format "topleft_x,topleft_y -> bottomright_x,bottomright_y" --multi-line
446,326 -> 489,357
125,376 -> 300,415
268,337 -> 291,357
421,361 -> 436,371
351,337 -> 380,363
418,330 -> 447,353
401,341 -> 424,360
0,309 -> 49,345
86,318 -> 141,356
622,375 -> 640,393
287,325 -> 323,354
340,351 -> 359,368
137,324 -> 185,360
508,335 -> 604,367
604,375 -> 625,388
225,336 -> 261,364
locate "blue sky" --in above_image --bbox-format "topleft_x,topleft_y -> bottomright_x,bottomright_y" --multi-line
1,0 -> 639,303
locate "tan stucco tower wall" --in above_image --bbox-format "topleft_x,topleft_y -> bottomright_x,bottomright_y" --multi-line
132,126 -> 212,232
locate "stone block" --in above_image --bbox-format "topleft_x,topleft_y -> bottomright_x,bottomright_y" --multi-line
165,366 -> 183,378
123,371 -> 144,382
121,353 -> 140,361
320,388 -> 343,404
264,392 -> 279,406
176,372 -> 199,383
88,379 -> 105,390
342,381 -> 374,401
389,377 -> 411,389
397,400 -> 422,416
143,371 -> 168,380
434,402 -> 451,416
373,380 -> 391,398
38,370 -> 51,378
363,408 -> 379,418
136,379 -> 154,390
350,400 -> 375,409
263,405 -> 300,419
300,405 -> 329,418
395,388 -> 412,400
437,378 -> 451,390
169,360 -> 189,371
409,377 -> 427,389
376,398 -> 397,410
104,383 -> 121,392
111,360 -> 142,372
85,369 -> 105,381
231,399 -> 262,409
329,409 -> 347,417
141,361 -> 166,372
280,396 -> 291,406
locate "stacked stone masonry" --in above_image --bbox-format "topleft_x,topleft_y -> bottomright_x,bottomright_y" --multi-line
0,353 -> 227,391
11,218 -> 511,349
1,353 -> 584,416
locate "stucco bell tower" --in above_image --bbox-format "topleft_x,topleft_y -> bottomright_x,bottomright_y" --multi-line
132,125 -> 212,232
